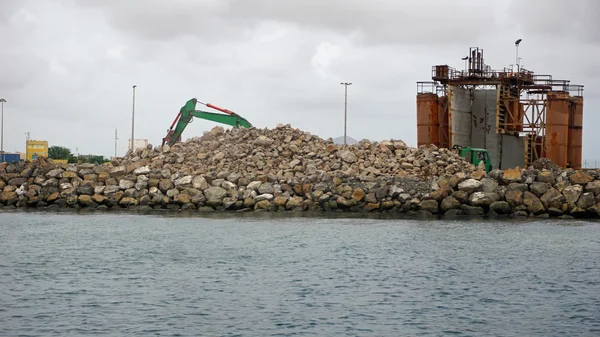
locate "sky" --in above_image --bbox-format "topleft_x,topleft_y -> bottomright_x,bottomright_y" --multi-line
0,0 -> 599,163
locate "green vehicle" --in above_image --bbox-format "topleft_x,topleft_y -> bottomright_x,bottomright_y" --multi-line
452,145 -> 493,173
162,98 -> 253,147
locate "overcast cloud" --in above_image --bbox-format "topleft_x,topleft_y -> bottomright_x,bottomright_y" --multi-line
1,0 -> 598,163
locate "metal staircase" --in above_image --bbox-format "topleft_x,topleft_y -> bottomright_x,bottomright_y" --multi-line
496,84 -> 519,133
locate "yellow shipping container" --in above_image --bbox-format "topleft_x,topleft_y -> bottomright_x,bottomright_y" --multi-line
26,140 -> 48,161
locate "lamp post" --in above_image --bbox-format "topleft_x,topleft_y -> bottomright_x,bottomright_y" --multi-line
340,82 -> 352,146
0,98 -> 5,153
462,56 -> 468,74
515,38 -> 522,72
114,128 -> 118,159
131,85 -> 137,151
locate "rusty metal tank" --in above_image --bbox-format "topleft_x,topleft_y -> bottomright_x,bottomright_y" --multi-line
545,91 -> 570,168
568,96 -> 583,169
416,93 -> 439,147
438,95 -> 450,149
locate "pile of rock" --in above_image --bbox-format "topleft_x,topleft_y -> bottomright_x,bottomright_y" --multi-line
116,124 -> 477,182
1,124 -> 599,218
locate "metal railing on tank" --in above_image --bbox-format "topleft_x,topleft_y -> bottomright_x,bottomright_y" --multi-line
417,81 -> 437,94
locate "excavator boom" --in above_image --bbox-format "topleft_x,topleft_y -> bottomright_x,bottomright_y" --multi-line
162,98 -> 252,147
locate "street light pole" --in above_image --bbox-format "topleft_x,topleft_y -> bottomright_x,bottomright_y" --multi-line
114,128 -> 118,159
0,98 -> 6,153
131,85 -> 136,151
340,82 -> 352,146
515,38 -> 522,72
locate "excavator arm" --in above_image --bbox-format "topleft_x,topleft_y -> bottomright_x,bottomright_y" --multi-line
162,98 -> 252,147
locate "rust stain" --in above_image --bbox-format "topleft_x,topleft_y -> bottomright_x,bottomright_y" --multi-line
416,93 -> 440,147
438,96 -> 449,149
567,96 -> 583,169
545,91 -> 570,168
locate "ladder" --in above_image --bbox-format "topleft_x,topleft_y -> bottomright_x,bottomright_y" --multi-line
524,133 -> 539,167
496,84 -> 519,133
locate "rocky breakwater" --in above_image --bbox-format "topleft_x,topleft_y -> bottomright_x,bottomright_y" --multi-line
2,124 -> 599,218
421,164 -> 600,219
0,124 -> 480,214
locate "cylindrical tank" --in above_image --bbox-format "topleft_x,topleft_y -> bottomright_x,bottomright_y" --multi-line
416,93 -> 439,147
438,95 -> 449,149
545,92 -> 570,168
568,96 -> 583,169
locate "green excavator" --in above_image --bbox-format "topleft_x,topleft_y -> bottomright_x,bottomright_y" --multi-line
162,98 -> 253,147
452,145 -> 493,173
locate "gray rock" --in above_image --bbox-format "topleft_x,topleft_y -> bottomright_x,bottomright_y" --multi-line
192,176 -> 209,190
166,189 -> 179,197
135,182 -> 148,191
46,169 -> 64,179
110,166 -> 126,174
258,182 -> 274,194
576,192 -> 595,209
563,185 -> 583,205
458,179 -> 482,194
419,199 -> 439,214
468,192 -> 499,207
254,136 -> 274,146
255,194 -> 274,202
76,186 -> 94,196
490,201 -> 511,214
397,193 -> 412,203
226,173 -> 241,184
585,180 -> 600,195
530,182 -> 550,197
440,196 -> 461,211
222,181 -> 236,190
289,159 -> 301,168
159,179 -> 174,193
247,181 -> 262,191
119,180 -> 135,190
389,186 -> 404,197
174,175 -> 193,186
340,150 -> 358,163
540,188 -> 565,210
205,186 -> 227,201
523,191 -> 545,215
481,178 -> 498,193
134,166 -> 151,175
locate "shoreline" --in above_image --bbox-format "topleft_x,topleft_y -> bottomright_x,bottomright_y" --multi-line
2,127 -> 600,220
1,206 -> 596,223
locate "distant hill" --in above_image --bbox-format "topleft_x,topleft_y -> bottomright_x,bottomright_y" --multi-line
333,136 -> 358,145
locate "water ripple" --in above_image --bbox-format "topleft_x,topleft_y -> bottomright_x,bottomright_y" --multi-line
0,212 -> 599,336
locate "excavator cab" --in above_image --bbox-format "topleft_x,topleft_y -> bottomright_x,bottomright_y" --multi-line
452,145 -> 493,172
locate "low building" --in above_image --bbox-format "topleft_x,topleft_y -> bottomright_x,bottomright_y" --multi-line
26,140 -> 48,161
130,138 -> 149,151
